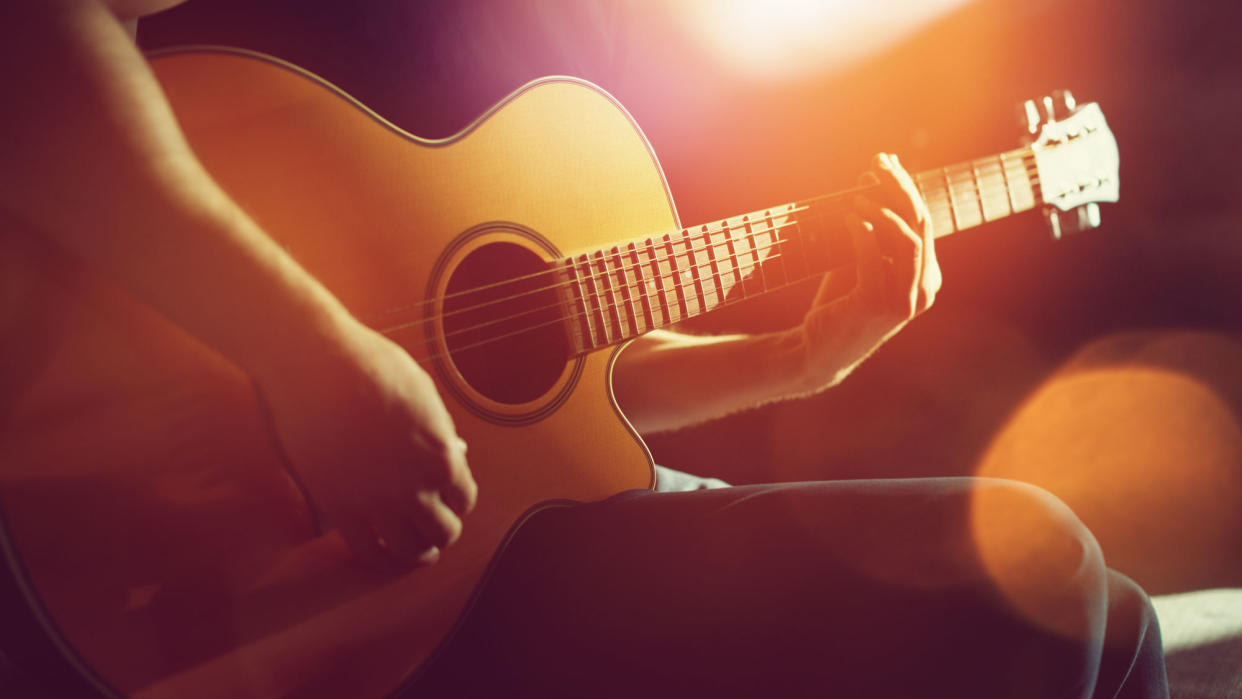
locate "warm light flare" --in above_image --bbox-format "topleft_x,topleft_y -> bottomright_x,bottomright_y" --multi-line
670,0 -> 977,82
977,362 -> 1242,599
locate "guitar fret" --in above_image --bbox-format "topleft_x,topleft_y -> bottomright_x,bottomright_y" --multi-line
611,246 -> 639,336
563,260 -> 598,351
1000,151 -> 1037,212
646,237 -> 672,326
947,166 -> 983,229
969,160 -> 984,221
542,143 -> 1058,353
917,172 -> 955,237
999,153 -> 1017,214
767,210 -> 790,287
628,242 -> 656,332
722,220 -> 745,293
743,215 -> 768,292
578,255 -> 611,345
942,167 -> 960,233
592,250 -> 622,341
683,229 -> 709,311
701,225 -> 725,305
974,156 -> 1002,222
664,233 -> 689,321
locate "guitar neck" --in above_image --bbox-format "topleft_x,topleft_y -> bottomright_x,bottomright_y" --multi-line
916,146 -> 1040,238
558,146 -> 1042,354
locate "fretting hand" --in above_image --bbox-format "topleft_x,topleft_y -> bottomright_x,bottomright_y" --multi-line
612,152 -> 941,433
793,152 -> 941,391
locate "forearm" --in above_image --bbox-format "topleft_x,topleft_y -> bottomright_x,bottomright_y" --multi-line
1,0 -> 358,381
613,328 -> 842,434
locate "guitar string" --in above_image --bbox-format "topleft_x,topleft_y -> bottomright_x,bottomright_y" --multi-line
402,168 -> 1041,365
425,174 -> 967,349
420,206 -> 843,359
483,169 -> 1029,349
369,131 -> 1106,361
371,170 -> 1041,337
377,216 -> 800,337
372,160 -> 1041,332
406,250 -> 829,365
403,239 -> 796,345
399,178 -> 1054,363
369,160 -> 1042,320
378,175 -> 1043,346
369,204 -> 809,321
368,150 -> 1042,320
400,166 -> 1054,364
395,164 -> 1041,347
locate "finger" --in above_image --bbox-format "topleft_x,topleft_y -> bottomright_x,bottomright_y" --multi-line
844,211 -> 885,304
856,196 -> 921,318
918,238 -> 942,314
408,489 -> 464,550
374,512 -> 438,568
880,154 -> 940,312
882,155 -> 940,312
336,516 -> 390,569
438,436 -> 478,516
410,429 -> 476,515
890,154 -> 933,235
871,153 -> 924,232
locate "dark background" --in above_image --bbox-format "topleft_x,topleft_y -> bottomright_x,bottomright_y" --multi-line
139,0 -> 1242,486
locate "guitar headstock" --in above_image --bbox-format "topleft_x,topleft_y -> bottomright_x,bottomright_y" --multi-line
1024,91 -> 1120,238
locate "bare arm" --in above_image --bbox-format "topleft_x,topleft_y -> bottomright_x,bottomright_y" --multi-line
614,154 -> 939,434
0,0 -> 475,567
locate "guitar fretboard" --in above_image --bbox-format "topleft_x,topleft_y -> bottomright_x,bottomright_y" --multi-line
915,147 -> 1040,237
557,147 -> 1041,355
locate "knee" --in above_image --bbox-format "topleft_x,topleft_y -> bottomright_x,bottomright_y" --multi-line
970,479 -> 1108,638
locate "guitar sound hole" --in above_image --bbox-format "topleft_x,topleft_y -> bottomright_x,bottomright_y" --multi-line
442,242 -> 570,405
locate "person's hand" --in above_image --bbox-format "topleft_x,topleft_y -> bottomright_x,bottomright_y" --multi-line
255,321 -> 477,570
795,152 -> 940,390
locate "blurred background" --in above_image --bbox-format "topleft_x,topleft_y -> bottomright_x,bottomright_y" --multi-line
139,0 -> 1242,599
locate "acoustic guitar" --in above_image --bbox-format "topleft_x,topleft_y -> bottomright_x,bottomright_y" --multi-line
0,47 -> 1119,698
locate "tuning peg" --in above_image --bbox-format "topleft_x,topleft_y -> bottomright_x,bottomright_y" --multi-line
1025,91 -> 1078,135
1046,203 -> 1102,240
1022,98 -> 1044,135
1078,202 -> 1101,229
1046,207 -> 1064,240
1051,89 -> 1077,119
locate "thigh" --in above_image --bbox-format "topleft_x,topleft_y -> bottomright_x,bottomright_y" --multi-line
408,478 -> 1119,699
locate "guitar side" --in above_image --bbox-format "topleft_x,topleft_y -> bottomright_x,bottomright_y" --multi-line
0,48 -> 672,698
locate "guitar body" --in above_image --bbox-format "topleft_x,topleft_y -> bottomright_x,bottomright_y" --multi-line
0,48 -> 667,698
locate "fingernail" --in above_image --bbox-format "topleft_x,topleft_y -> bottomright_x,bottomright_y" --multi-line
879,153 -> 893,169
844,213 -> 873,234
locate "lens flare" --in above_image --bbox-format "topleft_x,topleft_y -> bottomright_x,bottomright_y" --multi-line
977,358 -> 1242,602
669,0 -> 976,82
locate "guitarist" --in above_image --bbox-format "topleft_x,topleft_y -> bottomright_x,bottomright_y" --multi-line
1,1 -> 1168,697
